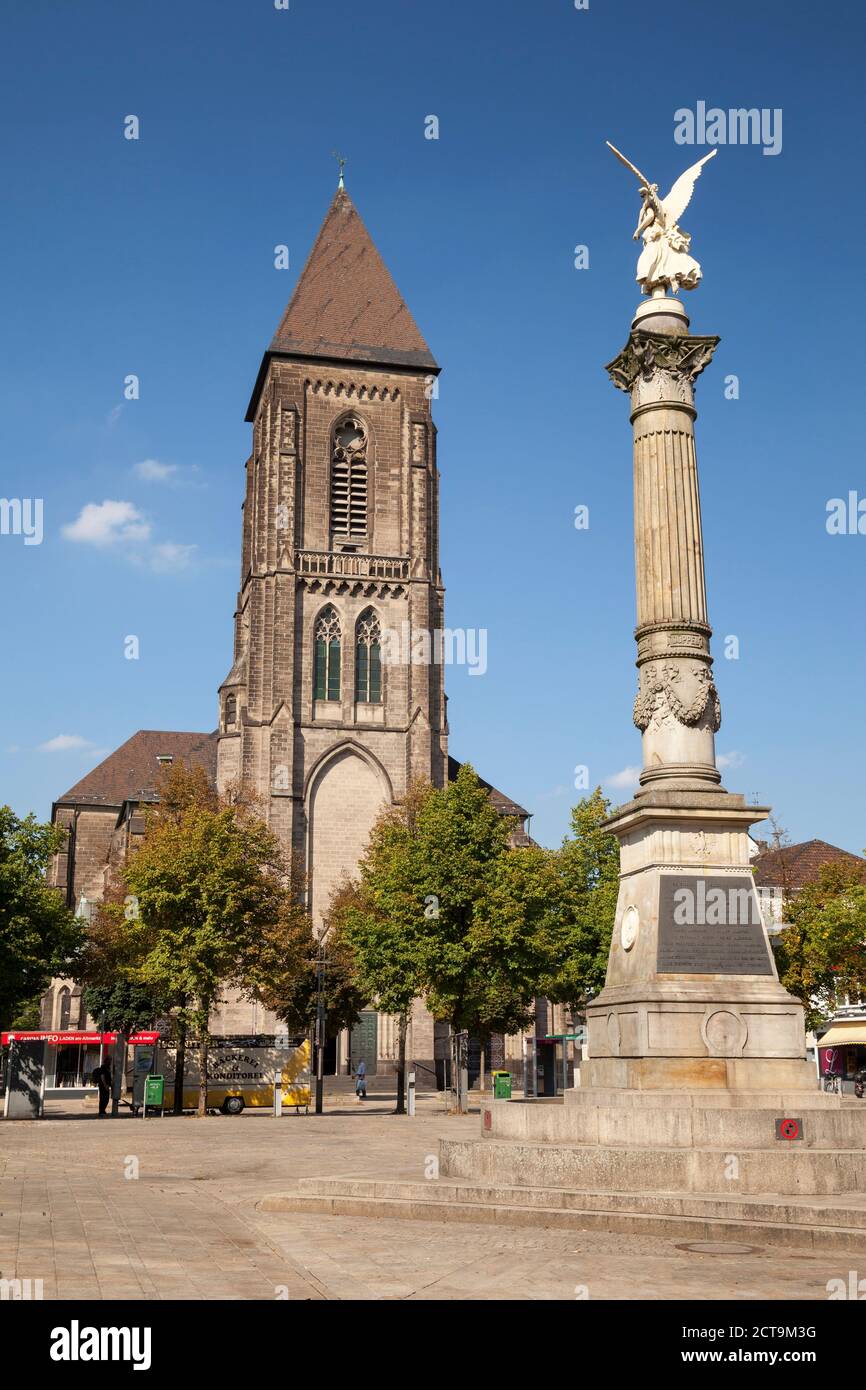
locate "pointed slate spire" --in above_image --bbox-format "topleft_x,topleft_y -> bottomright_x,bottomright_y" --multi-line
246,188 -> 438,419
272,188 -> 436,370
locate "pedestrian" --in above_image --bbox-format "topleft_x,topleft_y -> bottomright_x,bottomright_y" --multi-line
355,1058 -> 367,1101
92,1058 -> 112,1117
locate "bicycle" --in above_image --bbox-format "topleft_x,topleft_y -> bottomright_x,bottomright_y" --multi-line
823,1073 -> 841,1094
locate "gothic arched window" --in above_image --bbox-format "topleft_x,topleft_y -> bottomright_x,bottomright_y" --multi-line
355,608 -> 382,703
314,606 -> 342,701
58,987 -> 71,1030
331,417 -> 368,540
225,694 -> 237,728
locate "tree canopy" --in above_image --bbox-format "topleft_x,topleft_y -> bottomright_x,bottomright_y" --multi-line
333,765 -> 561,1053
0,806 -> 82,1029
81,763 -> 310,1113
542,788 -> 619,1018
774,860 -> 866,1031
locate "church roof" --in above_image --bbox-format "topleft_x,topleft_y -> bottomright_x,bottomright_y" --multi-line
448,755 -> 530,822
752,838 -> 865,890
54,730 -> 218,809
246,188 -> 437,419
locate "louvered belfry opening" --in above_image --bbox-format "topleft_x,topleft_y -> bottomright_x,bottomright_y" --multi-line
331,416 -> 368,542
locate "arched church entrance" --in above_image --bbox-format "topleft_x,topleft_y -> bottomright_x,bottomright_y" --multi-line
306,745 -> 390,932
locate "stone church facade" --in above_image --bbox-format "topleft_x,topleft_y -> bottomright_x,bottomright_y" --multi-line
45,186 -> 534,1082
216,186 -> 447,935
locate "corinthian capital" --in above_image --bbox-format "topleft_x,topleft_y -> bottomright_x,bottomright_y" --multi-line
605,330 -> 720,394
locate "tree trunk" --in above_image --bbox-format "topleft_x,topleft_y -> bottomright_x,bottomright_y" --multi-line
394,1013 -> 408,1115
197,1023 -> 209,1118
173,1021 -> 186,1115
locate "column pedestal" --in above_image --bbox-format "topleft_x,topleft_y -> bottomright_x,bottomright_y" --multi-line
585,791 -> 814,1092
587,299 -> 812,1093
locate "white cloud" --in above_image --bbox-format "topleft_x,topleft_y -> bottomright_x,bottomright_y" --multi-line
38,734 -> 97,753
605,765 -> 642,789
62,500 -> 198,574
105,403 -> 124,427
717,751 -> 746,769
149,542 -> 197,573
62,500 -> 150,547
134,458 -> 178,482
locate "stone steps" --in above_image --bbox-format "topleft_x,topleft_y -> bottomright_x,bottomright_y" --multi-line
257,1176 -> 866,1254
564,1087 -> 853,1110
441,1135 -> 866,1196
480,1095 -> 866,1150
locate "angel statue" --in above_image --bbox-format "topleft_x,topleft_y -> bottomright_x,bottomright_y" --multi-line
606,141 -> 717,297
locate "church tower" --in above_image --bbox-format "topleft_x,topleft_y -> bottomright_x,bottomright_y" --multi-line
216,186 -> 447,947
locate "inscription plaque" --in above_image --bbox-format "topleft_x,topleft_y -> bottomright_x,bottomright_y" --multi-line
657,874 -> 773,976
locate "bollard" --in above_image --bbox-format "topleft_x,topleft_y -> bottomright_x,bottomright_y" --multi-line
407,1066 -> 416,1116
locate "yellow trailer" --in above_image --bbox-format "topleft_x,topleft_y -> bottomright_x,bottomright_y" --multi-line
159,1038 -> 311,1114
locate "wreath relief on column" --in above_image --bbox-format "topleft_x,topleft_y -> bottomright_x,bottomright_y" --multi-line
633,662 -> 721,734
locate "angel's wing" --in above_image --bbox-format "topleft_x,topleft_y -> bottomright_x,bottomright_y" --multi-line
661,150 -> 717,226
605,140 -> 652,189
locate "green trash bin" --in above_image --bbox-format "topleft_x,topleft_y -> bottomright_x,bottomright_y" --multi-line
143,1074 -> 164,1113
492,1070 -> 512,1100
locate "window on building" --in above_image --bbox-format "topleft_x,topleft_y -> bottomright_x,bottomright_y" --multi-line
331,417 -> 368,540
58,987 -> 71,1031
355,608 -> 382,703
225,694 -> 237,727
314,606 -> 342,701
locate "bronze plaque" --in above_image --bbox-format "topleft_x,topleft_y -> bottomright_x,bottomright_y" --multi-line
657,874 -> 773,976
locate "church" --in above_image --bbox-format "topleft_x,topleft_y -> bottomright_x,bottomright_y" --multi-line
44,183 -> 535,1083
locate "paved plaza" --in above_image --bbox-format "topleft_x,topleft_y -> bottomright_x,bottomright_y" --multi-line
0,1095 -> 858,1301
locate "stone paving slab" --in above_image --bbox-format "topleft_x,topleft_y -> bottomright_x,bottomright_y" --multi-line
0,1096 -> 861,1300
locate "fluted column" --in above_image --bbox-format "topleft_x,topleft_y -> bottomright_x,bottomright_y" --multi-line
606,298 -> 721,792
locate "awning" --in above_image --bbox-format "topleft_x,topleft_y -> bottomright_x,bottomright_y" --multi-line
819,1023 -> 866,1047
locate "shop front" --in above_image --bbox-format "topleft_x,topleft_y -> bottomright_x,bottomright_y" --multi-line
2,1030 -> 160,1114
817,1018 -> 866,1094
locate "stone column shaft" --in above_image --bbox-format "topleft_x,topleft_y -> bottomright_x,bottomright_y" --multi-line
606,299 -> 721,792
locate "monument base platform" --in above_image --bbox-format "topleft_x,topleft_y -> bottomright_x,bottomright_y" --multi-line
581,1056 -> 818,1092
432,1091 -> 866,1197
261,1174 -> 866,1255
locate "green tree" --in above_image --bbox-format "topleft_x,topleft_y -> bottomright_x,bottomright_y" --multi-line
0,807 -> 82,1029
254,893 -> 367,1046
411,764 -> 557,1101
82,981 -> 165,1035
113,764 -> 303,1116
774,861 -> 866,1032
543,789 -> 620,1027
77,877 -> 192,1110
7,994 -> 44,1030
333,785 -> 429,1112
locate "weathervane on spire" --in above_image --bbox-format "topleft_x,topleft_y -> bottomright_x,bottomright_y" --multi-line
331,150 -> 346,189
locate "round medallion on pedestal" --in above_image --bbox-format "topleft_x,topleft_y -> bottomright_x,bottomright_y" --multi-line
621,904 -> 640,952
702,1009 -> 747,1057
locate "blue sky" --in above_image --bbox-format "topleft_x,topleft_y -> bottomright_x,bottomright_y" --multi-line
1,0 -> 864,854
